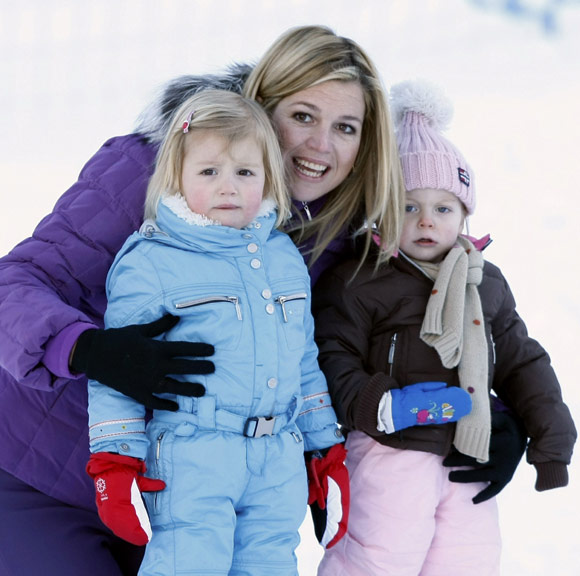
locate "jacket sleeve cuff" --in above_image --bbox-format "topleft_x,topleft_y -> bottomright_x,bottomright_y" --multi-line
43,322 -> 98,378
354,372 -> 390,435
534,461 -> 569,491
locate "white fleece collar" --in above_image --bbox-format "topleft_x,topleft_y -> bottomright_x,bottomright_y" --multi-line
161,193 -> 277,227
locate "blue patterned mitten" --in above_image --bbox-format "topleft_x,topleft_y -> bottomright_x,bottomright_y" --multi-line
379,381 -> 472,434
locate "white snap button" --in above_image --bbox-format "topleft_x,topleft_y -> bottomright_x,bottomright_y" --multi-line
267,378 -> 278,389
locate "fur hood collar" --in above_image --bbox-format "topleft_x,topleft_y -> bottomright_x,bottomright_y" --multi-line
134,63 -> 254,144
137,196 -> 278,253
161,194 -> 277,227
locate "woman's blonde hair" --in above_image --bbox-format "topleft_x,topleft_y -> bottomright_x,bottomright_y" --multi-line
145,90 -> 289,227
243,25 -> 405,266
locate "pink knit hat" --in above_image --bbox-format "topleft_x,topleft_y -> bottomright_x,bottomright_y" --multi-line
390,80 -> 475,215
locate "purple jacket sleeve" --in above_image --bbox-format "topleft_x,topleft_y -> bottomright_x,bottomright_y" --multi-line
0,134 -> 157,391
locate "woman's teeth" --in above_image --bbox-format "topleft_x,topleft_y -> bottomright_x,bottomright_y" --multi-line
294,158 -> 327,178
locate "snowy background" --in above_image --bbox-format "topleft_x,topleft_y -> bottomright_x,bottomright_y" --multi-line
1,1 -> 579,573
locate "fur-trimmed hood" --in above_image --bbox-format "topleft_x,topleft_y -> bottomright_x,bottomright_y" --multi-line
134,63 -> 254,144
160,194 -> 277,228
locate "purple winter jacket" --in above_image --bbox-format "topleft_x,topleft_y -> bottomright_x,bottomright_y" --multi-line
0,132 -> 357,511
0,134 -> 157,509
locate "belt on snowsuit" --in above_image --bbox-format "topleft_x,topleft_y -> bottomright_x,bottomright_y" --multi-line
154,395 -> 302,438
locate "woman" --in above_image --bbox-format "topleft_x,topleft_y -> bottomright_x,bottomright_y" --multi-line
0,25 -> 524,575
0,26 -> 399,575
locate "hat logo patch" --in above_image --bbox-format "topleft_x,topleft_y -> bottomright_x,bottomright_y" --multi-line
458,168 -> 470,187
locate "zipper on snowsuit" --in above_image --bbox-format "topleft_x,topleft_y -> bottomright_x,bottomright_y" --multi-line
175,295 -> 242,320
275,292 -> 307,322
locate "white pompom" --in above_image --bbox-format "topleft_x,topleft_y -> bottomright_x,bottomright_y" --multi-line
390,79 -> 454,132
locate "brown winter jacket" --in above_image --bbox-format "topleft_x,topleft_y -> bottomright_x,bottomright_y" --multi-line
313,251 -> 576,482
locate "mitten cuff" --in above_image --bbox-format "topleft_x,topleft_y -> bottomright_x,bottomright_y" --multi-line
534,461 -> 569,491
377,391 -> 394,433
86,452 -> 145,477
305,447 -> 331,461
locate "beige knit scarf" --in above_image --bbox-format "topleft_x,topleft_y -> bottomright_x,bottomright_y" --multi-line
416,236 -> 490,462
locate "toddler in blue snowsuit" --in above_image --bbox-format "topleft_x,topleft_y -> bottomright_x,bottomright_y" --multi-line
86,90 -> 347,575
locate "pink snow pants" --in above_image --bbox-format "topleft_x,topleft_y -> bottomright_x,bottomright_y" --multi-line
317,431 -> 501,576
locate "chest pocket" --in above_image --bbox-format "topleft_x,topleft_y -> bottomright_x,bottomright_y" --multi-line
274,291 -> 307,351
387,326 -> 458,388
173,294 -> 243,351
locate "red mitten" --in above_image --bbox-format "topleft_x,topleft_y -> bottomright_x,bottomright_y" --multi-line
86,452 -> 166,546
307,443 -> 350,549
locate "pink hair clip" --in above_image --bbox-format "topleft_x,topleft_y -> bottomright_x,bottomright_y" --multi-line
182,110 -> 195,133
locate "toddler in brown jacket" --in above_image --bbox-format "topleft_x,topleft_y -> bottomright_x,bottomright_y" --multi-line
314,79 -> 576,576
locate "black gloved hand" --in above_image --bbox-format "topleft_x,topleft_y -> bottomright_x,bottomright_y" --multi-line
71,314 -> 214,411
443,409 -> 528,504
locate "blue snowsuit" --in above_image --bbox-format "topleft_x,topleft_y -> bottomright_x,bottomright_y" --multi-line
88,200 -> 343,575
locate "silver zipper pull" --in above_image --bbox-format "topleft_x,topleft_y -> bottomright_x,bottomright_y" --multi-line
277,296 -> 289,322
302,201 -> 312,221
275,293 -> 307,323
229,296 -> 242,321
156,432 -> 165,461
388,333 -> 397,376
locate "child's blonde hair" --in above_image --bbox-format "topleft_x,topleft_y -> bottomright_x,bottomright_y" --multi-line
243,25 -> 405,266
145,90 -> 289,227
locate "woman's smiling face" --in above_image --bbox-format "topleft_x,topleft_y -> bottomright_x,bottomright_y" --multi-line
270,80 -> 365,202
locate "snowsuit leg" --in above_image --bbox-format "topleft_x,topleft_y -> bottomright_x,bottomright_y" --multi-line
317,431 -> 501,576
230,429 -> 307,575
0,467 -> 144,576
139,419 -> 306,576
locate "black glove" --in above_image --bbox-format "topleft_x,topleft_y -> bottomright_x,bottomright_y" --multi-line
443,409 -> 528,504
71,314 -> 214,411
